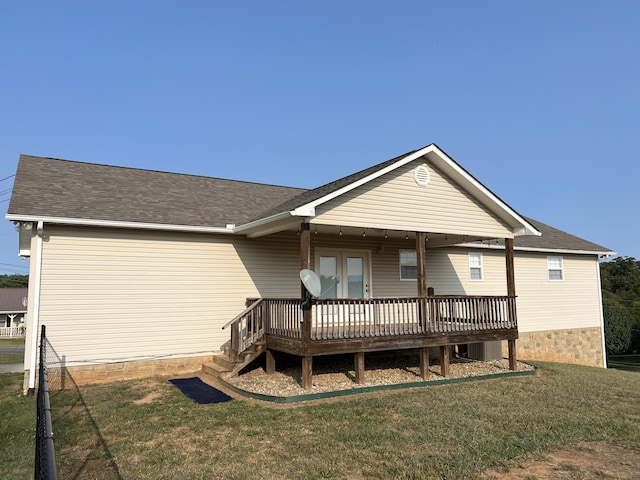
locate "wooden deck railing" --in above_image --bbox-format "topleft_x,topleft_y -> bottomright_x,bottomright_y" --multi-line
222,298 -> 267,362
233,296 -> 516,343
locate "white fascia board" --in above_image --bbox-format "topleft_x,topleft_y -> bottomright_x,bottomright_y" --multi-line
233,211 -> 293,233
5,214 -> 233,234
427,145 -> 541,237
457,242 -> 615,256
290,146 -> 434,216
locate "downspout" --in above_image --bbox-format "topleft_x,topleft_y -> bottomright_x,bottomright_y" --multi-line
27,221 -> 44,396
596,258 -> 608,368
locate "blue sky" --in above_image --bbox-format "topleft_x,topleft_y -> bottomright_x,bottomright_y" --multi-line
1,1 -> 638,275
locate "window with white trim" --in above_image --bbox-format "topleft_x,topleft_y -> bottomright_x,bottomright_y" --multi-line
399,250 -> 417,280
469,252 -> 483,281
547,256 -> 564,280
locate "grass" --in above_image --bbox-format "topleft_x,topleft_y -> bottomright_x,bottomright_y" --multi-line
2,361 -> 640,479
0,337 -> 25,347
0,373 -> 35,477
0,337 -> 24,365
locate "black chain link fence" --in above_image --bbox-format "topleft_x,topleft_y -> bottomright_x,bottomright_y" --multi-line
34,324 -> 58,480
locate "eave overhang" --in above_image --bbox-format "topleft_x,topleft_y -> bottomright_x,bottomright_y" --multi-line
457,241 -> 616,258
5,214 -> 234,235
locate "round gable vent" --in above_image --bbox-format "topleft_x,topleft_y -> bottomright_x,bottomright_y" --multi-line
414,164 -> 430,187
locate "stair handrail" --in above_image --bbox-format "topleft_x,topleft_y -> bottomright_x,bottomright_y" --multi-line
222,298 -> 266,363
222,298 -> 264,330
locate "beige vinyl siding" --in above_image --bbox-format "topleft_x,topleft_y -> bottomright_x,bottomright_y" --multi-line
313,160 -> 513,238
37,226 -> 300,366
424,248 -> 508,296
513,252 -> 602,332
421,248 -> 602,333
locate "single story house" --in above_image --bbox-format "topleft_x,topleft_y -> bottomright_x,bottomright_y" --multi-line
0,287 -> 27,337
6,144 -> 613,392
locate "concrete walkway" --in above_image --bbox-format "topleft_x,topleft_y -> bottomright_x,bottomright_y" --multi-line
0,363 -> 23,373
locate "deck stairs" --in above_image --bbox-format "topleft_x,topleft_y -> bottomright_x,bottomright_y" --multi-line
202,341 -> 266,379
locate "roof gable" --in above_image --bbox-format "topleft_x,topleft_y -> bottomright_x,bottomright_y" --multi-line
243,144 -> 538,237
312,157 -> 514,238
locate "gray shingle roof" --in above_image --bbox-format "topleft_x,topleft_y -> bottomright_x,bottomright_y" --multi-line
8,155 -> 306,228
0,288 -> 28,314
516,217 -> 612,254
250,147 -> 421,221
7,152 -> 613,255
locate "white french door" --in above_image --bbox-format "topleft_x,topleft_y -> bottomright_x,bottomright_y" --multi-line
314,249 -> 372,328
315,249 -> 371,299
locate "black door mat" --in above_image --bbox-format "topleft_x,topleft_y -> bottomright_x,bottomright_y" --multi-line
169,377 -> 234,404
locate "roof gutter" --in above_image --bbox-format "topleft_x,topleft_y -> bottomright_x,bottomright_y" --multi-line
6,214 -> 234,234
457,242 -> 615,257
233,210 -> 295,233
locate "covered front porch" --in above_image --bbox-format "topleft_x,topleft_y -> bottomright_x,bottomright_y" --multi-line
223,223 -> 520,389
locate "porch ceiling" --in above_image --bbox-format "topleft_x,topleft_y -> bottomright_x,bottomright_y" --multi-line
248,221 -> 497,248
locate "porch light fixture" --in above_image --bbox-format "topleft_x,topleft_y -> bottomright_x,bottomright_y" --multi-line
339,227 -> 343,236
384,229 -> 388,239
314,225 -> 318,235
362,229 -> 366,237
405,232 -> 409,240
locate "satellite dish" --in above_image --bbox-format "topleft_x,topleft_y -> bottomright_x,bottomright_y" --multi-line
300,269 -> 321,298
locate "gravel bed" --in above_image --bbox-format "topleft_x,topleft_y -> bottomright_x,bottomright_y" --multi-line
225,352 -> 535,397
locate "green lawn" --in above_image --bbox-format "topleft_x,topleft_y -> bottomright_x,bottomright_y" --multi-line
0,337 -> 25,347
2,362 -> 640,479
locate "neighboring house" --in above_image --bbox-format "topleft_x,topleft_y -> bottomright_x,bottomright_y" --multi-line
6,144 -> 613,392
0,288 -> 27,337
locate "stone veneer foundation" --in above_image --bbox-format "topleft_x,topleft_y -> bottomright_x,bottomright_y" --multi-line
503,327 -> 605,368
24,355 -> 211,391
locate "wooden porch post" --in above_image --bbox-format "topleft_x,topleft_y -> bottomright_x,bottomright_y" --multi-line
416,232 -> 427,298
505,237 -> 517,371
300,222 -> 313,389
416,232 -> 427,331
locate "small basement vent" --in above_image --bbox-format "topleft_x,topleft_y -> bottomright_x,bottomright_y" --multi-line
414,164 -> 430,187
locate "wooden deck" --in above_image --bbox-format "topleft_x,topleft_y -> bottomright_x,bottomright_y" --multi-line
223,295 -> 518,388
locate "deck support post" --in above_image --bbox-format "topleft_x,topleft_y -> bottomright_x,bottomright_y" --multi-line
302,356 -> 313,389
266,350 -> 275,375
354,352 -> 365,384
508,339 -> 517,371
440,345 -> 450,377
419,347 -> 430,379
300,223 -> 313,389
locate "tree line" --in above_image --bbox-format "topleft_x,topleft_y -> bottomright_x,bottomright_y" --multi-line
0,274 -> 29,288
601,257 -> 640,355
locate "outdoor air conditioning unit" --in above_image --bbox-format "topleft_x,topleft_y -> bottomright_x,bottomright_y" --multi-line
467,341 -> 503,362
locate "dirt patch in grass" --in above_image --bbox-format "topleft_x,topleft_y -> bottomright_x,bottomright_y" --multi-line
132,391 -> 163,405
482,441 -> 640,479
